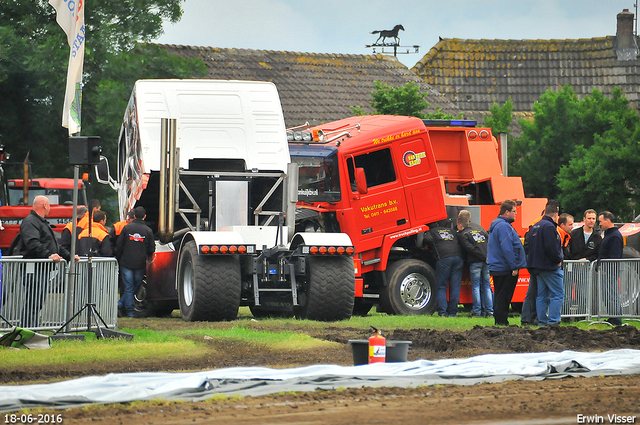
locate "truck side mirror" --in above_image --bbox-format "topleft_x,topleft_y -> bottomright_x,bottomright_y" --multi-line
355,167 -> 368,194
95,156 -> 110,184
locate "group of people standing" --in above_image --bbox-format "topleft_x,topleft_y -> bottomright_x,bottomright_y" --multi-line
424,209 -> 493,318
18,196 -> 154,326
425,199 -> 624,327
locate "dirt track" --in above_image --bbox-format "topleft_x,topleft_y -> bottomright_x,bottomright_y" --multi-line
4,318 -> 640,424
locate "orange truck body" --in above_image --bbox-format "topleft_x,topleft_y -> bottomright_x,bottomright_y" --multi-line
290,115 -> 546,314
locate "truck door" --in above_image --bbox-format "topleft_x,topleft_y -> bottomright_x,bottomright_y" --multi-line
395,136 -> 446,224
346,147 -> 410,252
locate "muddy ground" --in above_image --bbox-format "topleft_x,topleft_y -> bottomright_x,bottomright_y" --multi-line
4,318 -> 640,424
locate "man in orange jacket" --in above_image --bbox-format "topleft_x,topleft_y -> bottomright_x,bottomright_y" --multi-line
76,210 -> 113,257
60,206 -> 88,253
557,213 -> 574,257
109,210 -> 135,250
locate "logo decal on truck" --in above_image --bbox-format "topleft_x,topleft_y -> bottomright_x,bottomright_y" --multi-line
403,151 -> 426,167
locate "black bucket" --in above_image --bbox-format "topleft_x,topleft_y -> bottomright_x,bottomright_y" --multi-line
347,339 -> 412,365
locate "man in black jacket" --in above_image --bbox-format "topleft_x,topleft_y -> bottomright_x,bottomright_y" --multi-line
116,206 -> 155,317
19,195 -> 78,327
424,219 -> 464,317
597,211 -> 624,326
568,209 -> 601,261
457,211 -> 493,317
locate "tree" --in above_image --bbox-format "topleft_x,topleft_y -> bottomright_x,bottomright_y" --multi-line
484,97 -> 513,136
508,85 -> 640,205
0,0 -> 206,179
557,114 -> 640,221
351,81 -> 461,119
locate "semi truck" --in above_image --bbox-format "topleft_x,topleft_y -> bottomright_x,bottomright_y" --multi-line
96,79 -> 356,321
288,115 -> 547,315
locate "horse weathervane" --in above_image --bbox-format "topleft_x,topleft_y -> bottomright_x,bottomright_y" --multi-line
366,24 -> 419,57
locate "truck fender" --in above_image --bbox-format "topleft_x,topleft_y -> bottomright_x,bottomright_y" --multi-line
179,231 -> 246,249
290,232 -> 353,250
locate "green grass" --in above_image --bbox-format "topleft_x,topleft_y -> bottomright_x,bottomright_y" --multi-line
0,335 -> 208,369
1,306 -> 636,372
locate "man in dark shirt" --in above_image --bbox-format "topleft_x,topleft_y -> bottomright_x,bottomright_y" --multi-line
568,209 -> 601,261
527,204 -> 563,326
19,196 -> 78,327
116,207 -> 155,318
457,211 -> 493,317
597,211 -> 624,326
424,219 -> 464,317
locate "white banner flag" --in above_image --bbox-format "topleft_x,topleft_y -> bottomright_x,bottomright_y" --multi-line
48,0 -> 85,135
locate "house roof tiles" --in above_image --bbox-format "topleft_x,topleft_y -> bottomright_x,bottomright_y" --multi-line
412,36 -> 640,112
158,44 -> 459,127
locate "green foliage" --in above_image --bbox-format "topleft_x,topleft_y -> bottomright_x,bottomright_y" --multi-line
484,97 -> 513,135
0,0 -> 205,219
509,85 -> 640,219
356,81 -> 460,119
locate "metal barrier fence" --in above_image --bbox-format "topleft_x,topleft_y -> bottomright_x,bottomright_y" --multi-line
594,258 -> 640,323
0,257 -> 118,332
561,260 -> 593,319
559,259 -> 640,324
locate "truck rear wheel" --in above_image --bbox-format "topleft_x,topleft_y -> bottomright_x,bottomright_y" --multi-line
177,241 -> 241,321
380,259 -> 436,315
294,256 -> 355,321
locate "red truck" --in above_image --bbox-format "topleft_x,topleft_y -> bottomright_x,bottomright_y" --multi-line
289,115 -> 546,315
0,155 -> 86,255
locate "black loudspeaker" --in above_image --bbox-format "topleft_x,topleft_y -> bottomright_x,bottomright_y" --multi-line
69,136 -> 102,165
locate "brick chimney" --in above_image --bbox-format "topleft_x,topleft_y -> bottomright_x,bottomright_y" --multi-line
616,9 -> 638,60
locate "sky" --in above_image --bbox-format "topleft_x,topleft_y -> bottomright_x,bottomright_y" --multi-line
157,0 -> 638,69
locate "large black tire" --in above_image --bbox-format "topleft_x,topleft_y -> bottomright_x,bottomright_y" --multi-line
380,259 -> 437,315
294,255 -> 355,321
177,241 -> 241,321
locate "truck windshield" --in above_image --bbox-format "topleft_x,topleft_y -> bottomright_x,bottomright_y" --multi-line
8,187 -> 82,206
290,146 -> 341,203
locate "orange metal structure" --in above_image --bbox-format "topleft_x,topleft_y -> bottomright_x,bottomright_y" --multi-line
290,115 -> 546,315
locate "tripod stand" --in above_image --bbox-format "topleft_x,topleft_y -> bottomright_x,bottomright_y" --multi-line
55,172 -> 107,335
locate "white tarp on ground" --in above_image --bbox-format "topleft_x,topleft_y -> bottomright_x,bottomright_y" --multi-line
2,349 -> 640,412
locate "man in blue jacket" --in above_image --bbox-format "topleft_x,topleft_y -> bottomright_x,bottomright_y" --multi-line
488,200 -> 527,326
597,211 -> 624,326
527,204 -> 563,326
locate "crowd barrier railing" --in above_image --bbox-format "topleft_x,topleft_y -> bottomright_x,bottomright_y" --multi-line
592,258 -> 640,325
0,257 -> 119,332
561,260 -> 594,319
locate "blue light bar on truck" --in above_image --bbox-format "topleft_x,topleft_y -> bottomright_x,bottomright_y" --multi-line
422,119 -> 477,127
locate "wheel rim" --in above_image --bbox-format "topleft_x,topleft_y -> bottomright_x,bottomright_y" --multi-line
182,260 -> 194,307
399,272 -> 431,310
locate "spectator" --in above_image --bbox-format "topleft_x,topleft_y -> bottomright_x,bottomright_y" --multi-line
488,200 -> 527,326
568,209 -> 601,261
521,200 -> 559,326
424,219 -> 464,317
60,206 -> 88,253
19,195 -> 78,328
76,210 -> 113,257
597,211 -> 624,326
109,210 -> 135,250
77,198 -> 101,230
109,210 -> 135,297
457,211 -> 493,317
116,207 -> 155,318
528,203 -> 563,326
557,213 -> 574,258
